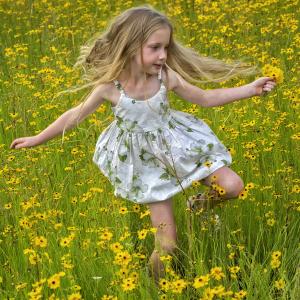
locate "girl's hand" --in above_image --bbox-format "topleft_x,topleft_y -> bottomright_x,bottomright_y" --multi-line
249,77 -> 277,96
10,136 -> 41,149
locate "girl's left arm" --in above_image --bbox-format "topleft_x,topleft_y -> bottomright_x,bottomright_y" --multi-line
170,68 -> 276,107
203,77 -> 276,107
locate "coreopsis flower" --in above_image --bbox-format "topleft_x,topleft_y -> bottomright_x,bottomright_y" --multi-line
271,251 -> 282,260
234,290 -> 247,299
34,236 -> 48,248
110,242 -> 124,253
171,279 -> 188,294
159,278 -> 170,292
210,267 -> 225,280
238,189 -> 248,200
47,272 -> 65,289
137,229 -> 148,240
193,275 -> 210,288
121,277 -> 136,292
262,64 -> 284,84
114,250 -> 132,266
67,293 -> 82,300
274,278 -> 285,289
271,259 -> 281,269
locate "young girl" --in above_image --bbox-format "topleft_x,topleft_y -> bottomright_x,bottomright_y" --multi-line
10,5 -> 276,283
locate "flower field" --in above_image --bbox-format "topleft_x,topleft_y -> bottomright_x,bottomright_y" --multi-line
1,0 -> 299,299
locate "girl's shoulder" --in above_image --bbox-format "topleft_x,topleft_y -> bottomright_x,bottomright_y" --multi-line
98,81 -> 120,107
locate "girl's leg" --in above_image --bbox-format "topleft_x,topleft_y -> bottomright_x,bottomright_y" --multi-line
196,166 -> 244,210
147,198 -> 177,284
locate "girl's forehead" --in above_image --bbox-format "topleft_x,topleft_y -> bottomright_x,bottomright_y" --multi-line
146,26 -> 171,43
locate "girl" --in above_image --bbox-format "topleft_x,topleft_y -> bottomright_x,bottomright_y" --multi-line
10,5 -> 276,283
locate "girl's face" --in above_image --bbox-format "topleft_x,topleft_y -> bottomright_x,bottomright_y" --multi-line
133,26 -> 171,76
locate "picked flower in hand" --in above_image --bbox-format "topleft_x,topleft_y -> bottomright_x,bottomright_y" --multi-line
248,77 -> 277,96
262,64 -> 284,84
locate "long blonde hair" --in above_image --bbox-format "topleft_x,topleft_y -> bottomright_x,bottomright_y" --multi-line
66,5 -> 258,93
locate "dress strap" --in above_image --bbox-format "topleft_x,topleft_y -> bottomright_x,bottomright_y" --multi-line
113,80 -> 125,95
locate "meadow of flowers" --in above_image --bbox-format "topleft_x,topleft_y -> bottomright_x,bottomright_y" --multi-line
1,0 -> 300,299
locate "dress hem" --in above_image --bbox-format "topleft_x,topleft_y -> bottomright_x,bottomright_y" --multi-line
117,161 -> 230,204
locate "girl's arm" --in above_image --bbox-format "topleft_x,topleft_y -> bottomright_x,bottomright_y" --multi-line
10,84 -> 107,149
169,69 -> 276,107
36,85 -> 106,143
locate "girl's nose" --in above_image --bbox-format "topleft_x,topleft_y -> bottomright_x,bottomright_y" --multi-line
159,49 -> 167,60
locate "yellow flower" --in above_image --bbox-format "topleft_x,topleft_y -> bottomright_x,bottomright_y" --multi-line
100,230 -> 113,241
202,287 -> 216,299
16,282 -> 27,290
132,204 -> 140,212
34,236 -> 48,248
4,203 -> 12,209
246,182 -> 255,189
47,275 -> 61,289
110,242 -> 123,253
140,209 -> 150,218
149,227 -> 157,234
291,185 -> 300,193
271,259 -> 281,269
117,267 -> 129,277
218,187 -> 226,196
67,293 -> 82,300
121,277 -> 136,292
29,253 -> 41,265
137,229 -> 148,240
101,295 -> 118,300
160,255 -> 172,262
274,278 -> 285,289
210,267 -> 225,280
171,278 -> 187,294
159,278 -> 170,291
193,275 -> 210,288
234,290 -> 247,299
229,266 -> 240,274
271,251 -> 282,260
119,207 -> 128,214
238,189 -> 248,200
192,180 -> 201,187
213,285 -> 225,296
227,147 -> 236,155
262,64 -> 284,84
114,251 -> 132,266
267,218 -> 275,226
60,237 -> 72,247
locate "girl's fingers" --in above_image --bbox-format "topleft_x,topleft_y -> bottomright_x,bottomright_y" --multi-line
10,139 -> 22,149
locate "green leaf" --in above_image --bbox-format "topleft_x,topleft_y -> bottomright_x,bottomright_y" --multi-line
118,154 -> 127,162
207,143 -> 214,151
159,172 -> 171,180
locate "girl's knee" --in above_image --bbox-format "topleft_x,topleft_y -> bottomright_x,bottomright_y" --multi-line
221,177 -> 244,198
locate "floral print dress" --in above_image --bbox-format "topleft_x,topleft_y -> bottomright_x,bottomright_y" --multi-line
92,70 -> 232,204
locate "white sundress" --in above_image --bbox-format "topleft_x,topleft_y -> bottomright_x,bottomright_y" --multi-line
92,69 -> 232,204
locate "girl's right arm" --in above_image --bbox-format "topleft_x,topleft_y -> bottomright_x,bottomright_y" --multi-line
10,84 -> 107,149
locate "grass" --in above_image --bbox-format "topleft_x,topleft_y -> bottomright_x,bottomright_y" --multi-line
1,0 -> 299,299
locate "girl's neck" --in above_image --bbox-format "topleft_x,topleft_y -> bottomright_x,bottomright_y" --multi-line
119,67 -> 154,87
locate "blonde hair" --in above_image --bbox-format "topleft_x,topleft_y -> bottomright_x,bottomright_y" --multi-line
64,4 -> 258,94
